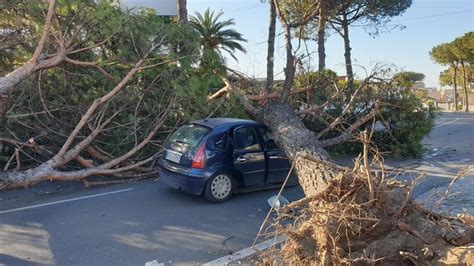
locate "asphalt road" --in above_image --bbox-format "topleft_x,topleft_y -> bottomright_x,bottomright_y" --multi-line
0,112 -> 472,265
408,112 -> 474,214
407,112 -> 474,198
0,176 -> 303,265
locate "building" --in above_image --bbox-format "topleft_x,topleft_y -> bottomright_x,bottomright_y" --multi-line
115,0 -> 178,17
438,87 -> 474,110
425,90 -> 441,101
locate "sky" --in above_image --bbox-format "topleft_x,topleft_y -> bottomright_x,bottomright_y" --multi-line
125,0 -> 474,89
186,0 -> 474,89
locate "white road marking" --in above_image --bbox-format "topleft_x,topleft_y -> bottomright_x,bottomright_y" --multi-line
423,152 -> 439,159
433,118 -> 460,128
0,188 -> 134,215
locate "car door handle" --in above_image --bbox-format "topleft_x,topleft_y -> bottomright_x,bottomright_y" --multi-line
236,156 -> 247,162
269,155 -> 279,159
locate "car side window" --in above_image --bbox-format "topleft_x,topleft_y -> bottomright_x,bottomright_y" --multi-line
214,132 -> 228,150
234,127 -> 261,151
259,127 -> 278,150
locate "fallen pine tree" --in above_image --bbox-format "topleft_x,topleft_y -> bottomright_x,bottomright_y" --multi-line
208,1 -> 474,263
0,0 -> 196,188
1,1 -> 472,264
219,77 -> 474,263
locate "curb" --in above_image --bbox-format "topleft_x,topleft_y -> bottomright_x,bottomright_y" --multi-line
203,235 -> 285,265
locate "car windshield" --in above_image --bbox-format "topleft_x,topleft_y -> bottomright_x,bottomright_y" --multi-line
168,124 -> 211,149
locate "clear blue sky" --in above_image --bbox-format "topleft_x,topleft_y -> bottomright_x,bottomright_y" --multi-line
187,0 -> 473,89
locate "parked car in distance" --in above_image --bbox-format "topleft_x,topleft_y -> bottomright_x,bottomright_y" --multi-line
156,118 -> 297,202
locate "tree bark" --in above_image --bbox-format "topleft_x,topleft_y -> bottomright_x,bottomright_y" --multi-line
0,43 -> 169,191
266,0 -> 277,93
280,25 -> 295,102
0,54 -> 67,97
273,0 -> 296,102
341,13 -> 354,89
0,0 -> 57,97
177,0 -> 187,23
460,61 -> 469,112
260,101 -> 338,197
0,163 -> 58,189
317,0 -> 326,71
452,62 -> 458,111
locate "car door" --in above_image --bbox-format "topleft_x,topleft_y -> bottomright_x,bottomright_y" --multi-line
232,125 -> 266,187
257,127 -> 293,184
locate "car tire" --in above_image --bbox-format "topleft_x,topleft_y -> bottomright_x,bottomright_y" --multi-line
204,173 -> 234,202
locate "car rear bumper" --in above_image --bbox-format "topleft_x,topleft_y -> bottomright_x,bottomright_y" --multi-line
157,158 -> 212,195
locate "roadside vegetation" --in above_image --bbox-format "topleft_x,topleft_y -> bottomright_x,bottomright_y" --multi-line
0,0 -> 242,186
0,0 -> 472,264
0,0 -> 432,183
431,32 -> 474,112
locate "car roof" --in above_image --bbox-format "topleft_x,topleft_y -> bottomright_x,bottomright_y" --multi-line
192,118 -> 258,129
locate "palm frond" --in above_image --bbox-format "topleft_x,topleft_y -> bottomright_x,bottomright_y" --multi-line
190,8 -> 247,65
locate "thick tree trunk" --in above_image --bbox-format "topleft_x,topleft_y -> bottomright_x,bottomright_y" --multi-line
0,62 -> 35,96
317,0 -> 326,71
266,0 -> 277,93
280,25 -> 296,102
0,157 -> 153,190
260,101 -> 338,197
461,61 -> 469,112
0,162 -> 59,190
255,104 -> 474,265
452,63 -> 458,111
177,0 -> 187,23
341,14 -> 354,89
0,58 -> 61,96
273,0 -> 296,102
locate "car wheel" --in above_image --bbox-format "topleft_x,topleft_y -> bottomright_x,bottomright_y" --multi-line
204,173 -> 234,202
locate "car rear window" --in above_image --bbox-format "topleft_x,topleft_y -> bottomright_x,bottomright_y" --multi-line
168,124 -> 211,149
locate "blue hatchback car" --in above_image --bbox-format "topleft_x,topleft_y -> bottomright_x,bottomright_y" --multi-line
157,118 -> 296,202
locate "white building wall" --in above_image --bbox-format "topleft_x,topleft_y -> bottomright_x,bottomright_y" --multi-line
119,0 -> 177,16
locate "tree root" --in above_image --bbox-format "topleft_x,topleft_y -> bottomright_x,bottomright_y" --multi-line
264,155 -> 474,265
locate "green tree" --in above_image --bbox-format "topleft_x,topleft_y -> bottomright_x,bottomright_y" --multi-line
451,32 -> 474,111
431,43 -> 460,110
431,33 -> 473,112
189,9 -> 247,72
393,71 -> 425,88
275,0 -> 325,70
295,69 -> 432,158
0,0 -> 203,188
439,66 -> 464,87
330,0 -> 412,88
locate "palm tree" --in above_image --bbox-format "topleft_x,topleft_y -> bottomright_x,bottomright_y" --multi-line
189,9 -> 247,69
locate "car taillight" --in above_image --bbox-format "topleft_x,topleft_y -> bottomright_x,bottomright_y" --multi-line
191,143 -> 206,169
